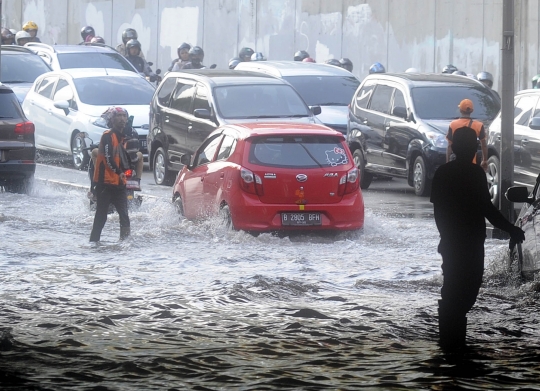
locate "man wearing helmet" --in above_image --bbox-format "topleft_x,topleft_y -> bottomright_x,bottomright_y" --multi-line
168,42 -> 191,71
116,28 -> 145,59
339,58 -> 353,72
238,47 -> 254,62
477,71 -> 500,100
325,58 -> 341,67
294,50 -> 310,61
532,74 -> 540,89
1,28 -> 16,45
251,52 -> 266,61
175,46 -> 206,70
90,36 -> 105,44
125,39 -> 158,81
22,21 -> 41,43
369,62 -> 385,74
80,26 -> 95,44
442,64 -> 458,74
15,31 -> 32,46
228,57 -> 241,69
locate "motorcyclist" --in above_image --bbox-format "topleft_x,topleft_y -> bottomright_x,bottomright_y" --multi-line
339,58 -> 353,72
228,57 -> 241,69
125,39 -> 158,82
532,74 -> 540,89
176,46 -> 206,70
80,26 -> 95,44
302,57 -> 316,63
251,52 -> 266,61
452,70 -> 468,76
325,58 -> 341,67
22,21 -> 41,42
90,36 -> 105,44
1,28 -> 16,45
442,64 -> 458,74
369,62 -> 386,74
405,67 -> 419,73
15,31 -> 32,46
477,71 -> 500,100
116,28 -> 145,59
294,50 -> 310,61
239,47 -> 254,62
168,42 -> 191,71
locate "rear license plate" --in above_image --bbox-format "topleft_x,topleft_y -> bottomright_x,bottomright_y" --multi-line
140,140 -> 147,148
281,212 -> 321,226
126,179 -> 140,190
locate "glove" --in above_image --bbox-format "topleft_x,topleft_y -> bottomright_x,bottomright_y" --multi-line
509,226 -> 525,245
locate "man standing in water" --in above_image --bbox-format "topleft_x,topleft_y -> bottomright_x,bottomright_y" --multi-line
430,127 -> 525,350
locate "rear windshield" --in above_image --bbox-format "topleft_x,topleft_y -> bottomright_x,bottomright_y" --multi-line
283,75 -> 360,106
249,135 -> 348,168
214,84 -> 311,119
57,53 -> 135,72
73,76 -> 154,105
0,90 -> 23,119
411,86 -> 501,120
0,53 -> 51,83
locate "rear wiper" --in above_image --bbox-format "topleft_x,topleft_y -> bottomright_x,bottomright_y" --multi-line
319,102 -> 344,106
0,116 -> 14,119
1,80 -> 26,83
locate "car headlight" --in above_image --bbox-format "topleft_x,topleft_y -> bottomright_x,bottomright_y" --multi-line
91,117 -> 108,128
425,131 -> 447,148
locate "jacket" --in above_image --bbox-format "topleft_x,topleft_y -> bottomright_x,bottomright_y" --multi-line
93,129 -> 129,187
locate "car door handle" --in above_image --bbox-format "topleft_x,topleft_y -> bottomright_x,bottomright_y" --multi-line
188,124 -> 193,131
522,138 -> 529,145
220,173 -> 224,179
362,119 -> 368,124
164,115 -> 170,123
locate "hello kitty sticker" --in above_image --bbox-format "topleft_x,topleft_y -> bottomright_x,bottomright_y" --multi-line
325,147 -> 349,166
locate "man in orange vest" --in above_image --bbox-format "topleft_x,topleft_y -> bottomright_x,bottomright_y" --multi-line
446,99 -> 488,172
89,107 -> 131,243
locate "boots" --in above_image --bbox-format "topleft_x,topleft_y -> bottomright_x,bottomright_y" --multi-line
120,226 -> 131,240
438,300 -> 467,350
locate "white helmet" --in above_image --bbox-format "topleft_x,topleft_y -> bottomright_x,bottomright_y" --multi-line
15,30 -> 31,45
405,67 -> 419,73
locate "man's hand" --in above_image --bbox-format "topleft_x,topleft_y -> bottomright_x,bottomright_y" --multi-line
481,160 -> 488,172
509,226 -> 525,244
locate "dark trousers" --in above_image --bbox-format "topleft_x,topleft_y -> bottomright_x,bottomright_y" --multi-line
89,185 -> 130,242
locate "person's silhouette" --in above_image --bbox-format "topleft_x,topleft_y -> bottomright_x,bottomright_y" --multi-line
430,126 -> 525,350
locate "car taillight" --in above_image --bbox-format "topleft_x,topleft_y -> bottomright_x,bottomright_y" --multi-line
125,169 -> 133,178
240,167 -> 263,195
338,168 -> 359,196
15,121 -> 35,135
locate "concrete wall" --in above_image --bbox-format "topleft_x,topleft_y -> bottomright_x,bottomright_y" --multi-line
2,0 -> 538,91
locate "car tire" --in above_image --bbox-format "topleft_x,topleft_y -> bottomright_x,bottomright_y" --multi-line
352,149 -> 373,189
486,155 -> 499,206
4,176 -> 34,194
412,155 -> 431,196
153,147 -> 174,186
219,204 -> 234,230
72,132 -> 89,170
173,193 -> 184,216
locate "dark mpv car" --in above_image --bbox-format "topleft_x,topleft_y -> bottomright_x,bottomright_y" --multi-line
148,70 -> 318,185
347,73 -> 500,196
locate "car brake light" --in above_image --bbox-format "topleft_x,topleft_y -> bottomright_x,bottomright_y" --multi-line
14,121 -> 35,135
240,167 -> 263,195
338,168 -> 359,195
125,169 -> 133,178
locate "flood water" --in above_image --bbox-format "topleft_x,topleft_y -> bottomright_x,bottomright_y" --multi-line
1,181 -> 539,390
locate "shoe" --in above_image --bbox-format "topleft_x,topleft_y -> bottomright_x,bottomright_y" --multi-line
120,226 -> 131,240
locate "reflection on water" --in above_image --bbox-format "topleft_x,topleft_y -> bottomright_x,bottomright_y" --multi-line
0,183 -> 539,390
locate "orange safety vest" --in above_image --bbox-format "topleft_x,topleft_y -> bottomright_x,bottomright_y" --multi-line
447,118 -> 485,163
93,130 -> 126,186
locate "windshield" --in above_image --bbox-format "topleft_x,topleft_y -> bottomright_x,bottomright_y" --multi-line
411,86 -> 501,120
249,135 -> 348,168
214,84 -> 311,119
73,76 -> 154,105
57,53 -> 136,72
0,54 -> 51,83
283,75 -> 360,106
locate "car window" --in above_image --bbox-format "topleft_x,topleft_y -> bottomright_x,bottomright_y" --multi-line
73,76 -> 154,105
283,75 -> 360,106
0,90 -> 24,119
57,53 -> 135,72
36,76 -> 57,99
355,83 -> 375,109
514,95 -> 539,126
249,135 -> 348,168
192,84 -> 211,113
513,98 -> 522,119
53,79 -> 77,110
392,89 -> 406,113
369,85 -> 393,114
170,83 -> 195,113
157,77 -> 176,107
1,53 -> 51,83
194,134 -> 223,166
533,97 -> 540,119
216,135 -> 237,161
214,84 -> 310,119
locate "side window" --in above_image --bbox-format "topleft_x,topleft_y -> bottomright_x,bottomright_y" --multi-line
515,95 -> 539,126
170,82 -> 195,113
216,135 -> 237,161
368,85 -> 393,114
532,97 -> 540,119
36,76 -> 57,99
194,135 -> 223,166
355,83 -> 375,109
157,77 -> 176,107
52,79 -> 77,110
391,89 -> 406,116
192,84 -> 211,113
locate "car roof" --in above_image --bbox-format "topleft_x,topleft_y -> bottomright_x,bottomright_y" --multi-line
223,122 -> 344,139
365,72 -> 486,88
24,43 -> 120,54
516,88 -> 540,96
0,45 -> 41,55
166,69 -> 288,86
236,61 -> 356,78
40,68 -> 145,79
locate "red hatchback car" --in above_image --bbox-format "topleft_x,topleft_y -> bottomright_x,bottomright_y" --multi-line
172,123 -> 364,232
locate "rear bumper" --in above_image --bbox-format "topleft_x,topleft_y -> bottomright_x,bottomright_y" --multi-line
228,191 -> 364,232
0,161 -> 36,182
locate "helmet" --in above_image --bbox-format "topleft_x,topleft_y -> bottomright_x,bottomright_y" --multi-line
325,58 -> 341,67
189,46 -> 205,62
22,21 -> 38,32
532,74 -> 540,89
452,70 -> 467,76
339,58 -> 353,72
251,52 -> 266,61
294,50 -> 310,61
239,47 -> 254,61
442,64 -> 458,74
122,28 -> 138,44
101,107 -> 129,128
177,42 -> 191,56
369,62 -> 386,74
126,39 -> 141,51
229,57 -> 241,69
1,27 -> 14,43
90,36 -> 105,44
405,67 -> 419,73
477,71 -> 494,88
80,26 -> 95,40
15,30 -> 32,45
467,73 -> 478,80
302,57 -> 316,63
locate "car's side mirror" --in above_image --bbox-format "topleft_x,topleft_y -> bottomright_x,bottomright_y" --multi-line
180,153 -> 192,168
392,106 -> 407,120
505,186 -> 533,204
54,100 -> 70,115
529,117 -> 540,130
310,105 -> 322,116
193,108 -> 212,120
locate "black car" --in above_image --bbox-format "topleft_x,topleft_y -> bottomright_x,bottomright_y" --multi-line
148,69 -> 319,185
0,84 -> 36,193
0,45 -> 52,102
347,73 -> 500,196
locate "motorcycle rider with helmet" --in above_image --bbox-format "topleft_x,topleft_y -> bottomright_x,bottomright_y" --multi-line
453,70 -> 468,76
116,28 -> 145,59
125,39 -> 158,82
22,21 -> 41,42
251,52 -> 266,61
325,58 -> 342,67
532,74 -> 540,89
302,57 -> 316,63
15,31 -> 32,46
369,62 -> 386,74
339,58 -> 353,72
294,50 -> 310,61
228,57 -> 242,69
1,28 -> 16,45
239,47 -> 255,62
442,64 -> 458,74
169,42 -> 191,71
80,26 -> 95,44
175,46 -> 206,70
477,71 -> 500,100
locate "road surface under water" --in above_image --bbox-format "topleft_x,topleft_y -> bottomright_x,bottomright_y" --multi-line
0,180 -> 539,390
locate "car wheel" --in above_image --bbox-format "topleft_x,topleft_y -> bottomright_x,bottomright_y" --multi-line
4,176 -> 34,194
172,193 -> 184,216
486,155 -> 499,206
153,147 -> 174,186
219,204 -> 234,230
72,132 -> 89,170
352,149 -> 373,189
412,155 -> 431,196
